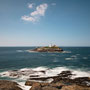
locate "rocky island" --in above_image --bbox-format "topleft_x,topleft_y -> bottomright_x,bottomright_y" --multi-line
31,45 -> 63,52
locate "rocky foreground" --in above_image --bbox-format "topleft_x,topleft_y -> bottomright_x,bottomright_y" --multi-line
31,45 -> 63,52
0,80 -> 22,90
0,71 -> 90,90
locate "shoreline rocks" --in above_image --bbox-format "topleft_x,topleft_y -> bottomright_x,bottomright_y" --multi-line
25,70 -> 90,90
0,70 -> 90,90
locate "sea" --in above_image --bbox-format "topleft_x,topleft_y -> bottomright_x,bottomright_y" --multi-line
0,47 -> 90,89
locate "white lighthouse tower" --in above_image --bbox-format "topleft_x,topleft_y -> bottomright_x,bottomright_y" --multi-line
49,44 -> 52,47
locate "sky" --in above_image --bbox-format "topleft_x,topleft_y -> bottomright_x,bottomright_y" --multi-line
0,0 -> 90,46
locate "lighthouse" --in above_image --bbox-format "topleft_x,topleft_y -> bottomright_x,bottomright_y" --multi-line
49,44 -> 52,47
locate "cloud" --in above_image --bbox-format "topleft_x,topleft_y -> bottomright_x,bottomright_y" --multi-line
22,3 -> 48,23
31,4 -> 48,16
51,3 -> 56,6
28,3 -> 34,9
21,16 -> 36,22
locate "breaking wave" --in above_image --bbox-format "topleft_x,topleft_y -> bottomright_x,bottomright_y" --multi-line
0,66 -> 90,80
0,66 -> 90,90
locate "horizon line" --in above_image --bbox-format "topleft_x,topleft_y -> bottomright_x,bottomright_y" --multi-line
0,45 -> 90,47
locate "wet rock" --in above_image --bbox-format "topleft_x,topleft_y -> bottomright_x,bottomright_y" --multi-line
72,77 -> 90,87
58,71 -> 73,78
52,71 -> 73,83
30,75 -> 39,77
10,73 -> 18,77
30,77 -> 52,81
0,80 -> 22,90
28,70 -> 90,88
39,70 -> 46,74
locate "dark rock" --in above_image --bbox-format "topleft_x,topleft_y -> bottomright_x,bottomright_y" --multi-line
52,71 -> 73,83
10,73 -> 18,77
72,77 -> 90,87
30,75 -> 39,77
0,80 -> 22,90
28,70 -> 90,88
25,76 -> 90,90
58,71 -> 73,78
39,70 -> 46,74
25,70 -> 90,90
30,77 -> 52,81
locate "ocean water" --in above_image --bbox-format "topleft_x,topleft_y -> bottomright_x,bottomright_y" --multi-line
0,47 -> 90,89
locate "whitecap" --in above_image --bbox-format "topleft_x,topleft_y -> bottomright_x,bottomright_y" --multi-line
83,57 -> 88,59
76,54 -> 80,55
32,66 -> 48,71
53,58 -> 59,62
65,58 -> 73,60
71,55 -> 77,58
16,50 -> 23,52
62,51 -> 71,53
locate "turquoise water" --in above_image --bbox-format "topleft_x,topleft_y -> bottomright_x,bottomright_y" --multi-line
0,47 -> 90,71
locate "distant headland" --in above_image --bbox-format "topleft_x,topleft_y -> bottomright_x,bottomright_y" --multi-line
31,44 -> 63,52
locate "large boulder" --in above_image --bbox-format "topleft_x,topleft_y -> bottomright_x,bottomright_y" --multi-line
30,83 -> 42,90
0,80 -> 22,90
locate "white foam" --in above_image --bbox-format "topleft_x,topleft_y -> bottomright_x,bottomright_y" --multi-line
83,57 -> 88,59
76,54 -> 80,55
72,70 -> 90,79
65,58 -> 74,60
32,66 -> 48,71
16,50 -> 23,52
53,59 -> 58,62
53,58 -> 59,62
71,55 -> 77,58
0,71 -> 10,77
18,82 -> 31,90
45,67 -> 68,77
65,55 -> 78,60
62,51 -> 71,53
